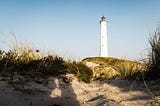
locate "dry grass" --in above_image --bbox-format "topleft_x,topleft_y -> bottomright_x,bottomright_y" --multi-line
0,36 -> 92,83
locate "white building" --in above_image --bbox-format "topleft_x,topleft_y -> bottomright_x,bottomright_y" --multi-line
100,16 -> 108,57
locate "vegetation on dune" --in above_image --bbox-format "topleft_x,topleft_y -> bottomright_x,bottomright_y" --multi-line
66,62 -> 93,83
82,57 -> 142,68
145,27 -> 160,79
0,38 -> 92,83
1,26 -> 160,83
82,57 -> 144,80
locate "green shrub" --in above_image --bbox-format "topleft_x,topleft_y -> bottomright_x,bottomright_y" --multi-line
66,62 -> 93,83
38,56 -> 67,76
75,63 -> 93,83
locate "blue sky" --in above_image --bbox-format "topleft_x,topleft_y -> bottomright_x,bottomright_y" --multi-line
0,0 -> 160,61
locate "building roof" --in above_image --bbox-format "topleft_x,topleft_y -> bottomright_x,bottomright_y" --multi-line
101,16 -> 106,20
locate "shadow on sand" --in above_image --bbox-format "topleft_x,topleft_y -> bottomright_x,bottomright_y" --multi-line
0,75 -> 80,106
102,78 -> 160,101
48,76 -> 80,106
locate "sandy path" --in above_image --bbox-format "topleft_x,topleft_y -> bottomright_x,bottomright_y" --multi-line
0,75 -> 158,106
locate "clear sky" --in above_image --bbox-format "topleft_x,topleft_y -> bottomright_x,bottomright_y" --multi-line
0,0 -> 160,61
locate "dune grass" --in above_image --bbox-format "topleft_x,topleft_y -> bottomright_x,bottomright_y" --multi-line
145,27 -> 160,79
0,38 -> 92,83
82,57 -> 144,79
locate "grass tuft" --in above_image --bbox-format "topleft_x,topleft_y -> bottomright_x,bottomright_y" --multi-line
145,27 -> 160,79
117,62 -> 143,79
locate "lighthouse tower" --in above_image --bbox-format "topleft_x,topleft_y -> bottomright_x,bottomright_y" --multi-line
100,16 -> 108,57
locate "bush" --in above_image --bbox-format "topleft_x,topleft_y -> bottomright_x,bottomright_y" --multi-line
75,63 -> 93,83
38,56 -> 67,76
66,62 -> 93,83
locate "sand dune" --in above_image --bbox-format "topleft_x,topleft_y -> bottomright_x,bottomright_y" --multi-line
0,74 -> 159,106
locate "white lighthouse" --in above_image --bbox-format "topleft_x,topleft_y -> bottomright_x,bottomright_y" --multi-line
100,16 -> 108,57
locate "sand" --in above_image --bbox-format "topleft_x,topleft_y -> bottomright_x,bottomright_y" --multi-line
0,74 -> 159,106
